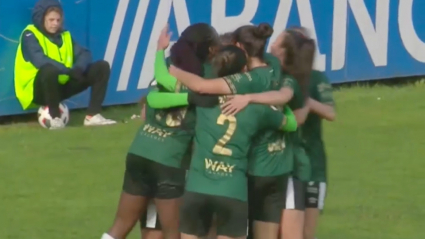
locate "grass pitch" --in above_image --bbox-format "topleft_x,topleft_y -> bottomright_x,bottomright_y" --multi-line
0,84 -> 424,239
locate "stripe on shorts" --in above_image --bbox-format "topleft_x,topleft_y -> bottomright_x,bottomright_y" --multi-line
285,177 -> 296,209
318,182 -> 326,210
146,202 -> 158,228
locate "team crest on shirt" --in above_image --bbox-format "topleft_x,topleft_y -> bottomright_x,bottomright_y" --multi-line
281,77 -> 294,87
317,83 -> 332,92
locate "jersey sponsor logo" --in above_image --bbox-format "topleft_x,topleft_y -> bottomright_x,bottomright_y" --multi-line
154,108 -> 188,127
267,138 -> 286,153
141,123 -> 173,140
204,158 -> 235,177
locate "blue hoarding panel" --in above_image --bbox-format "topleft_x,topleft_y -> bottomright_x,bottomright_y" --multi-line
1,0 -> 425,116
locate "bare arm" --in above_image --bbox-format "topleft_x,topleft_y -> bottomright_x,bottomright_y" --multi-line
294,105 -> 310,125
169,65 -> 232,94
308,98 -> 335,121
140,104 -> 146,121
246,87 -> 294,106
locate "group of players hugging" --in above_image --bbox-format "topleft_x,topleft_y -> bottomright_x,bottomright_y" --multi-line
100,22 -> 335,239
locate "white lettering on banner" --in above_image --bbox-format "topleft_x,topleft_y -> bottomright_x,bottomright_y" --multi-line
332,0 -> 390,70
399,0 -> 425,62
296,0 -> 326,71
116,0 -> 150,91
104,0 -> 130,67
331,0 -> 347,71
106,0 -> 425,91
211,0 -> 259,33
267,0 -> 293,52
136,0 -> 191,90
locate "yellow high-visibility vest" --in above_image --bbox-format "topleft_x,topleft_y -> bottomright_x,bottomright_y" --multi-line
14,24 -> 73,109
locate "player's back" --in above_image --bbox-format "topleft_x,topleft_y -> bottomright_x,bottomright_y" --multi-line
186,97 -> 283,200
194,98 -> 268,161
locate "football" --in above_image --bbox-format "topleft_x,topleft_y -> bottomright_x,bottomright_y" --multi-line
37,103 -> 70,129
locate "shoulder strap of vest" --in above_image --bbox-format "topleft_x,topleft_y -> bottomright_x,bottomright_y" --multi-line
25,24 -> 38,33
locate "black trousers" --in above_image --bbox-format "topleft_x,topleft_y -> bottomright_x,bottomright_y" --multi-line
32,60 -> 110,118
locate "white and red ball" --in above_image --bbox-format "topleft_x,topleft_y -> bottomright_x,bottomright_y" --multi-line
37,103 -> 69,129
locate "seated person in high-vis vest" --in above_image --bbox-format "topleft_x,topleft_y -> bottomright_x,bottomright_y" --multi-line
14,0 -> 116,129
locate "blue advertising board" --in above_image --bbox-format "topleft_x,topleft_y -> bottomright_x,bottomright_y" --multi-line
1,0 -> 425,116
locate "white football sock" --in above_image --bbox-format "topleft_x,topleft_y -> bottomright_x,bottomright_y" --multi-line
101,233 -> 115,239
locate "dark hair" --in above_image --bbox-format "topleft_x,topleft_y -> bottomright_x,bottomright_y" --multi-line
280,27 -> 315,100
232,23 -> 273,59
212,45 -> 247,77
170,23 -> 220,76
166,23 -> 220,127
219,32 -> 233,45
45,6 -> 63,17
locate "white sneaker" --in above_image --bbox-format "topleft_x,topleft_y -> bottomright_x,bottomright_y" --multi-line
50,117 -> 65,130
84,114 -> 117,126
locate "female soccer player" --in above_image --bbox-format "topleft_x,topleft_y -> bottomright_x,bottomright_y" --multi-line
158,44 -> 296,239
220,28 -> 317,239
301,71 -> 335,239
100,23 -> 220,239
154,23 -> 300,239
157,23 -> 302,239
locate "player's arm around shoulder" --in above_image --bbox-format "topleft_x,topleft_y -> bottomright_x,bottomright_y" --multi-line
169,65 -> 232,95
256,105 -> 297,132
308,71 -> 336,121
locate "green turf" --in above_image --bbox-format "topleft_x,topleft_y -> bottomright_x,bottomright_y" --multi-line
0,85 -> 424,239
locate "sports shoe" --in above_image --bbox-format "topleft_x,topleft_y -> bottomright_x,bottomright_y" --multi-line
50,117 -> 65,130
84,114 -> 117,126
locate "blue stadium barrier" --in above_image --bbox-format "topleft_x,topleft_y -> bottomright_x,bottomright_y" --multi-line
1,0 -> 425,116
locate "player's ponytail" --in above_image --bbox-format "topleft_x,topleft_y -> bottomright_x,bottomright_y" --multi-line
212,45 -> 247,77
232,22 -> 273,60
255,23 -> 273,39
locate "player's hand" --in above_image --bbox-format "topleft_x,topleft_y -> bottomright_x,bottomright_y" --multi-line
221,94 -> 250,115
157,24 -> 172,50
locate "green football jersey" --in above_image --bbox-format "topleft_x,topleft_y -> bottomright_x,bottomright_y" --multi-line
127,62 -> 213,168
185,98 -> 286,201
186,58 -> 285,201
281,75 -> 312,181
302,71 -> 334,182
247,55 -> 294,177
222,65 -> 278,94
